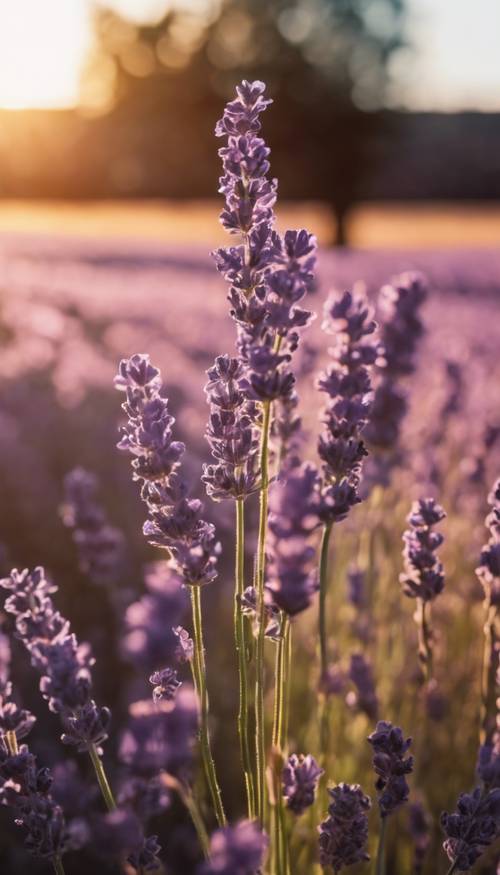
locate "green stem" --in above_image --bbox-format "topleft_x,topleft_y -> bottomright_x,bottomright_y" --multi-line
319,523 -> 333,681
283,621 -> 292,750
88,742 -> 116,812
255,399 -> 272,825
480,600 -> 497,745
180,785 -> 211,858
416,598 -> 433,682
445,862 -> 458,875
190,585 -> 227,827
272,614 -> 291,875
5,730 -> 18,755
235,496 -> 256,819
375,817 -> 387,875
272,613 -> 289,749
52,856 -> 66,875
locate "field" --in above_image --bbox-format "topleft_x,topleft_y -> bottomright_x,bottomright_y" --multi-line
0,213 -> 499,875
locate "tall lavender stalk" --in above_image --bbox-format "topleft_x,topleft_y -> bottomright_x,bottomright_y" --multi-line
476,478 -> 500,745
0,567 -> 115,813
368,721 -> 414,875
213,79 -> 316,824
0,649 -> 72,874
115,354 -> 226,827
266,462 -> 319,872
203,354 -> 259,818
316,290 -> 378,684
364,272 -> 427,484
401,498 -> 446,683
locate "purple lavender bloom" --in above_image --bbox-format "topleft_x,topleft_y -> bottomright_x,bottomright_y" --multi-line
122,563 -> 188,670
197,819 -> 268,875
215,80 -> 275,235
238,585 -> 280,641
477,478 -> 500,606
60,467 -> 125,586
202,354 -> 260,501
0,682 -> 36,741
367,721 -> 414,817
365,272 -> 427,456
316,289 -> 379,525
0,741 -> 72,862
149,666 -> 181,703
92,807 -> 161,872
51,759 -> 99,819
0,567 -> 110,753
318,782 -> 371,871
119,688 -> 198,780
347,567 -> 366,609
116,354 -> 220,587
477,722 -> 500,789
266,462 -> 320,617
214,81 -> 315,452
347,653 -> 379,720
282,753 -> 324,815
441,786 -> 500,871
401,498 -> 446,601
408,801 -> 430,875
173,625 -> 194,663
118,775 -> 170,822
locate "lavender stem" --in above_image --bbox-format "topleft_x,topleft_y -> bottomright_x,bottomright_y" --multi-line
416,598 -> 433,682
375,817 -> 387,875
283,622 -> 292,748
190,586 -> 227,827
319,523 -> 333,682
52,856 -> 66,875
255,398 -> 272,825
178,783 -> 211,859
480,600 -> 496,744
272,613 -> 289,750
272,613 -> 290,875
235,496 -> 256,819
88,742 -> 116,812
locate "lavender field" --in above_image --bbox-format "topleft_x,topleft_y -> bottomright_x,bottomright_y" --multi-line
0,81 -> 500,875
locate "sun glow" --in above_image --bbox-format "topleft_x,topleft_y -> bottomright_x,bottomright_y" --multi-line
0,0 -> 90,109
0,0 -> 499,111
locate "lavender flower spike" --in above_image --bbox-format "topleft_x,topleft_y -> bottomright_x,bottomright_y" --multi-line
316,287 -> 379,684
60,467 -> 125,587
197,819 -> 269,875
267,462 -> 320,617
115,354 -> 220,587
318,782 -> 371,872
0,568 -> 111,755
0,566 -> 115,820
401,497 -> 446,683
115,354 -> 226,826
282,753 -> 324,815
477,478 -> 500,751
441,786 -> 500,871
316,288 -> 379,526
365,272 -> 427,483
401,498 -> 446,602
0,739 -> 74,865
368,720 -> 414,817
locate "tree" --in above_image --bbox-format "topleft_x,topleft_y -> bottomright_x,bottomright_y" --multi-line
82,0 -> 406,244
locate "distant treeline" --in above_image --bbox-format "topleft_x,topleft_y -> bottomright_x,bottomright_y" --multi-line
0,107 -> 498,239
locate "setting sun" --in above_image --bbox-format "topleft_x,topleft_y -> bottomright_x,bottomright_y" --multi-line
0,0 -> 90,109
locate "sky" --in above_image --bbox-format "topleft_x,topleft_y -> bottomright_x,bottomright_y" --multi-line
0,0 -> 499,111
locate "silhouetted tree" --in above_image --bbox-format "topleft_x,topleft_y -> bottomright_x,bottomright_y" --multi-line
83,0 -> 406,244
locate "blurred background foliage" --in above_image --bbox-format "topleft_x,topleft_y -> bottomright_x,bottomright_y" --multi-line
82,0 -> 406,243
